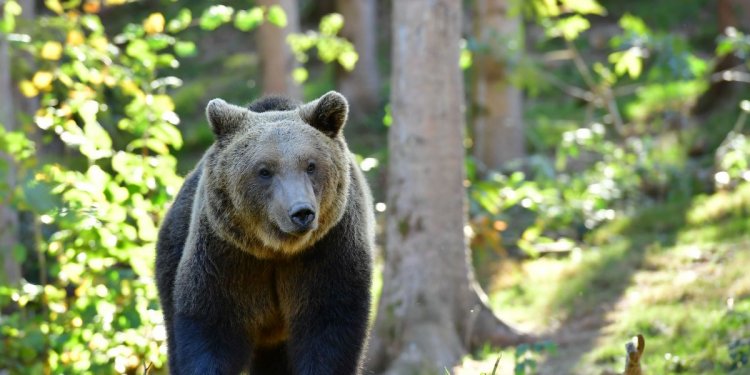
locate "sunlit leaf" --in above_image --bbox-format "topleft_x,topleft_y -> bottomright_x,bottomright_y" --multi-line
199,5 -> 234,31
167,9 -> 192,33
82,0 -> 100,14
292,67 -> 308,83
40,41 -> 63,60
547,15 -> 590,41
319,13 -> 343,36
619,13 -> 649,35
44,0 -> 64,14
609,47 -> 643,79
234,7 -> 263,31
31,71 -> 54,90
66,30 -> 85,46
337,50 -> 358,71
174,40 -> 196,57
561,0 -> 605,15
143,13 -> 165,35
266,5 -> 287,28
19,80 -> 38,97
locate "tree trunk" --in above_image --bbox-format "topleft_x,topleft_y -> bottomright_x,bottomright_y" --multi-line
366,1 -> 528,373
336,0 -> 380,123
0,3 -> 22,285
472,0 -> 524,173
256,0 -> 301,100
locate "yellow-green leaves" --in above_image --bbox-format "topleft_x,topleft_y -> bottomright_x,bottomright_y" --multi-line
40,41 -> 63,60
0,0 -> 22,33
286,12 -> 358,81
199,5 -> 234,31
546,14 -> 590,41
143,12 -> 165,34
234,7 -> 264,31
266,5 -> 287,27
609,47 -> 644,79
167,9 -> 192,33
319,13 -> 343,35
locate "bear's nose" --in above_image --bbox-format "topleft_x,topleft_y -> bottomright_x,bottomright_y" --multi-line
289,204 -> 316,230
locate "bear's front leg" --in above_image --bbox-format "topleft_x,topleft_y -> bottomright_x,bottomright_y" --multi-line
280,257 -> 372,375
172,314 -> 251,375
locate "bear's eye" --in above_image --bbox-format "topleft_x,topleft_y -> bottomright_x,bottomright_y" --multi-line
306,162 -> 316,174
258,168 -> 273,179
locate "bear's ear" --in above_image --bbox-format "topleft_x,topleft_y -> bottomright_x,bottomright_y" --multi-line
299,91 -> 349,138
206,98 -> 249,138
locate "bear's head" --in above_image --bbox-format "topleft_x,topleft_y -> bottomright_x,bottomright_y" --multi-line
201,91 -> 351,258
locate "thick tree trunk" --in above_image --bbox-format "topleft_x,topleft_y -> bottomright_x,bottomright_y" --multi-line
336,0 -> 380,122
256,0 -> 301,100
472,0 -> 524,173
0,7 -> 22,285
366,1 -> 528,374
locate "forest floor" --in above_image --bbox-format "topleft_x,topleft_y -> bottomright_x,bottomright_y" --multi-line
455,184 -> 750,375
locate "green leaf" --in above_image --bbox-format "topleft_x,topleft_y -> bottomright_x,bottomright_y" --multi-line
337,50 -> 358,71
167,9 -> 192,33
174,41 -> 196,57
149,122 -> 183,149
83,121 -> 113,155
561,0 -> 605,15
460,48 -> 472,70
319,13 -> 344,36
548,14 -> 591,41
1,0 -> 22,32
199,5 -> 234,31
146,34 -> 174,51
609,47 -> 643,79
292,67 -> 308,83
266,5 -> 287,28
619,13 -> 649,35
234,7 -> 264,31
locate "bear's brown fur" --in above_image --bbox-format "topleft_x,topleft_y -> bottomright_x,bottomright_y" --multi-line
155,92 -> 374,374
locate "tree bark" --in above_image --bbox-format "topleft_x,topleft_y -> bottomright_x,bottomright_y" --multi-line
472,0 -> 524,173
336,0 -> 380,123
0,1 -> 22,285
256,0 -> 302,100
366,1 -> 528,373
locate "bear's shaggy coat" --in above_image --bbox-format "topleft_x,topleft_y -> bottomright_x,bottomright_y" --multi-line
155,92 -> 374,375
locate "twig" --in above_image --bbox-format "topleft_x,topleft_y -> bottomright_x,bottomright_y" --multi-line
624,334 -> 645,375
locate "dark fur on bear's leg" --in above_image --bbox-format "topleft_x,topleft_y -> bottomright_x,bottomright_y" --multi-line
156,162 -> 202,374
251,344 -> 292,375
173,315 -> 251,375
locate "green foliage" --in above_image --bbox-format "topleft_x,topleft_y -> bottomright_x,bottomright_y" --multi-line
286,13 -> 359,84
0,1 -> 278,372
513,342 -> 557,375
467,7 -> 733,257
0,0 -> 22,33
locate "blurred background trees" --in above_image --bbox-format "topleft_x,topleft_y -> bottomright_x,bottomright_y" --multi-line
1,0 -> 749,373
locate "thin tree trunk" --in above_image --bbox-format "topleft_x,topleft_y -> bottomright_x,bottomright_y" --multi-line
366,1 -> 528,373
256,0 -> 301,100
13,0 -> 42,276
336,0 -> 380,122
472,0 -> 524,173
0,3 -> 22,285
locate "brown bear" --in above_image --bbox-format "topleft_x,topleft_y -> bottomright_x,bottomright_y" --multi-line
155,91 -> 374,375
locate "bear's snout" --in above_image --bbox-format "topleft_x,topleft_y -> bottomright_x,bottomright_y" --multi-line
289,203 -> 316,232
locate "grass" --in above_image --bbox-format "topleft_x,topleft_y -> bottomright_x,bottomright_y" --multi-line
463,184 -> 750,374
